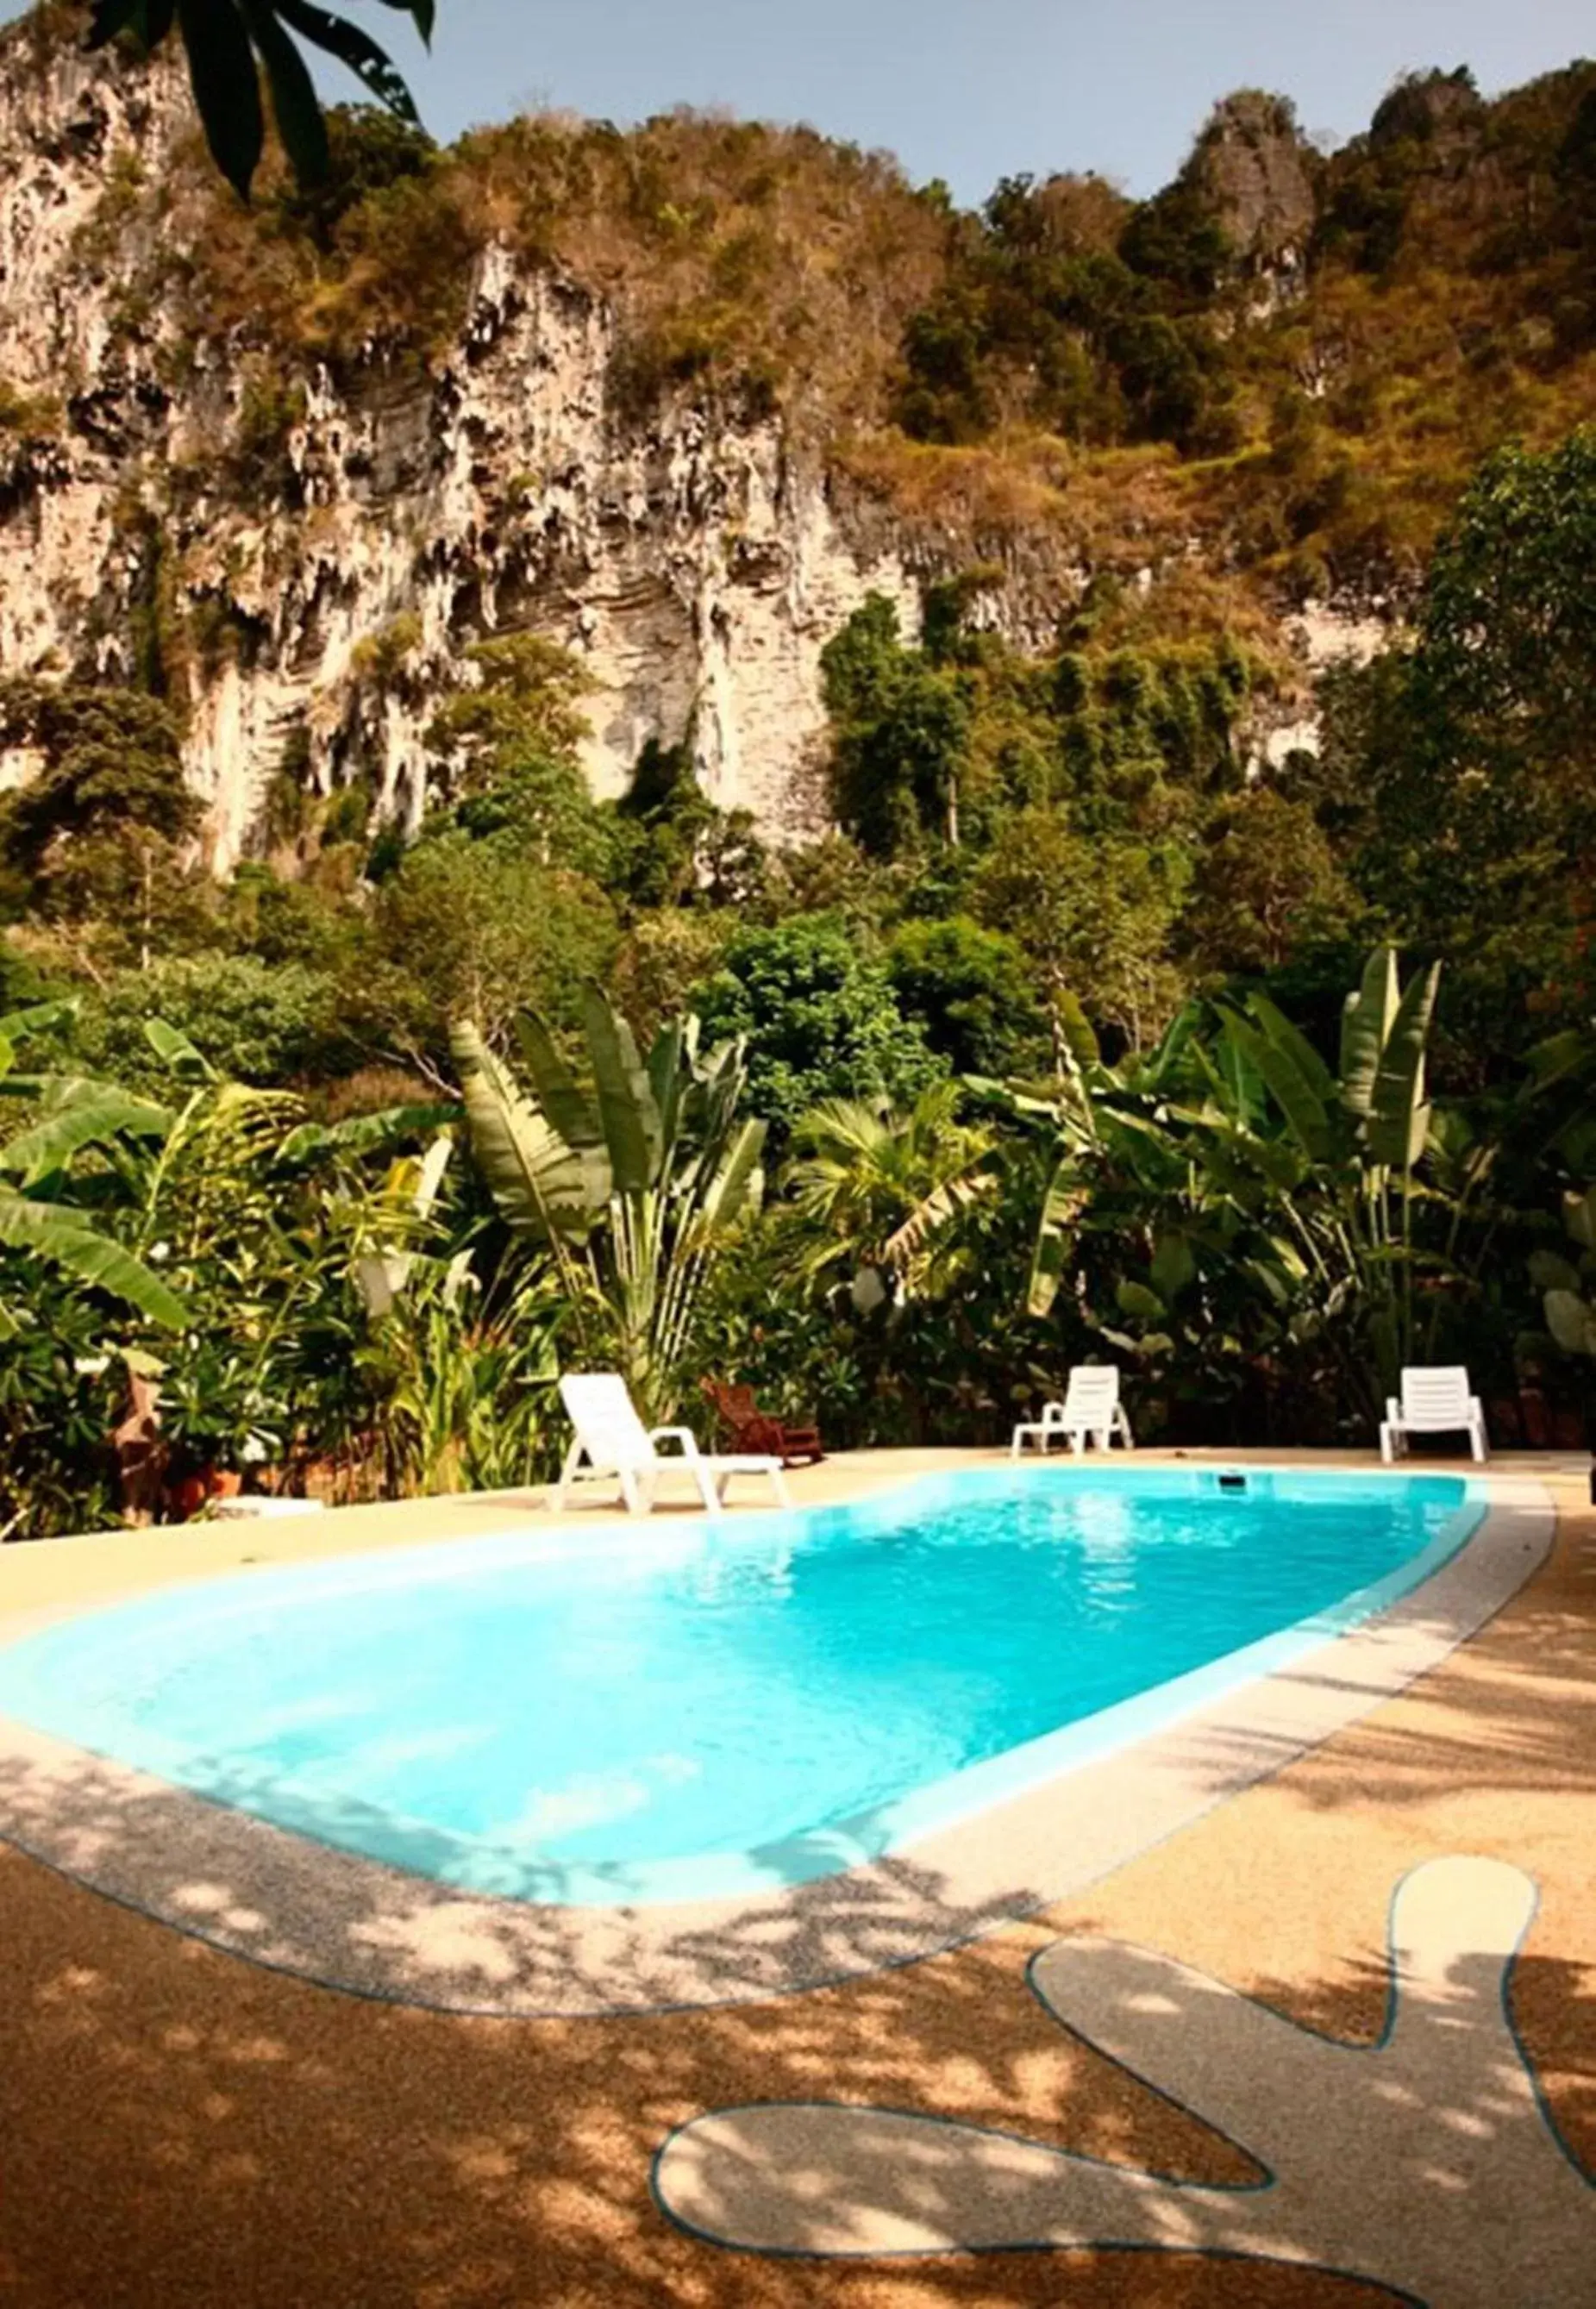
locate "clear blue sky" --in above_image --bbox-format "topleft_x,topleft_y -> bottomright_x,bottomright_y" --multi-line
366,0 -> 1591,202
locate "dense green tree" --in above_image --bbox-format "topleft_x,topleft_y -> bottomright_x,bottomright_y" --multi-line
0,679 -> 205,958
887,915 -> 1049,1076
0,683 -> 198,862
1309,428 -> 1596,1070
73,954 -> 350,1091
973,810 -> 1186,1053
417,637 -> 615,873
356,837 -> 619,1068
691,915 -> 945,1135
1183,787 -> 1356,977
822,596 -> 972,855
892,165 -> 1240,454
612,737 -> 768,911
1414,429 -> 1596,805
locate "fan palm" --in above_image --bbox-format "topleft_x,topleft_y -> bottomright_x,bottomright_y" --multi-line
787,1082 -> 998,1309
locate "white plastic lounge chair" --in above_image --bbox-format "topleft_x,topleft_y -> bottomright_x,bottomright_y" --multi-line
551,1374 -> 792,1516
1380,1366 -> 1488,1464
1011,1366 -> 1134,1458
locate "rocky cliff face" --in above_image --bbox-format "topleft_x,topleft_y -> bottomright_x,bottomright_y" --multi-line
2,21 -> 1451,870
0,30 -> 926,867
1182,91 -> 1318,303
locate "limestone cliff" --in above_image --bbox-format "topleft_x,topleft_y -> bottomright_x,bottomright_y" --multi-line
0,28 -> 928,867
10,26 -> 1574,867
1180,90 -> 1318,301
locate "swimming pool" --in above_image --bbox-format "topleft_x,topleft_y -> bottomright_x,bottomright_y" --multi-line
0,1466 -> 1479,1908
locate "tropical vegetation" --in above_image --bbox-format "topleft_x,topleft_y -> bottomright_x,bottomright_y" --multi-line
2,42 -> 1595,1534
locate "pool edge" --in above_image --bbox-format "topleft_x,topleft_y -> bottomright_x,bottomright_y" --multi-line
0,1465 -> 1556,2018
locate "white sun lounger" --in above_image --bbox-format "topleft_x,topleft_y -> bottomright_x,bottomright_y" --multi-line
1379,1366 -> 1488,1464
1011,1366 -> 1134,1457
551,1373 -> 792,1515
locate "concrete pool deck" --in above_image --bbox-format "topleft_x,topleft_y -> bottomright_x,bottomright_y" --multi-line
0,1448 -> 1591,2305
0,1456 -> 1556,2017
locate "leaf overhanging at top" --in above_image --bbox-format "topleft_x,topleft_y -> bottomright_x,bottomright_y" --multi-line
272,0 -> 425,131
86,0 -> 429,198
237,0 -> 329,186
174,0 -> 265,201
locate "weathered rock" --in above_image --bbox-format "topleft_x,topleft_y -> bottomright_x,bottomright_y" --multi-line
1184,90 -> 1318,298
0,29 -> 1398,867
0,31 -> 923,867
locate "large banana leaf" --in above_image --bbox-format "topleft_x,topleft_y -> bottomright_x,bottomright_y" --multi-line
1199,1024 -> 1267,1132
694,1118 -> 767,1236
1564,1186 -> 1596,1251
0,1086 -> 173,1187
1244,992 -> 1337,1104
1219,1011 -> 1330,1161
514,1011 -> 602,1152
1149,1229 -> 1197,1298
580,984 -> 661,1195
144,1017 -> 217,1079
1340,948 -> 1399,1117
881,1165 -> 995,1273
0,1191 -> 188,1329
449,1022 -> 606,1242
278,1101 -> 460,1165
1053,989 -> 1101,1069
1027,1163 -> 1089,1317
0,1000 -> 78,1045
647,1017 -> 690,1158
455,998 -> 761,1417
1545,1287 -> 1596,1357
1368,961 -> 1441,1168
1187,1114 -> 1311,1195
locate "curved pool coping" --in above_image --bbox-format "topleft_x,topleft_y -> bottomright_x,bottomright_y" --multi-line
0,1466 -> 1555,2018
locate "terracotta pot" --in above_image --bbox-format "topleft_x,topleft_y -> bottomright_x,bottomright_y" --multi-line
206,1467 -> 243,1500
167,1474 -> 208,1520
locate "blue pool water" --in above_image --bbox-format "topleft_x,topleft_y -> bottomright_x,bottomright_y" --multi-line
0,1467 -> 1477,1905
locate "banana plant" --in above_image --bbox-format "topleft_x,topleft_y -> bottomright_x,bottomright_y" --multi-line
1201,949 -> 1442,1398
1012,952 -> 1449,1413
450,986 -> 767,1418
0,1018 -> 188,1334
1002,998 -> 1210,1323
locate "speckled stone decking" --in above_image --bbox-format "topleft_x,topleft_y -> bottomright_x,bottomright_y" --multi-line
0,1449 -> 1589,2309
0,1467 -> 1554,2016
